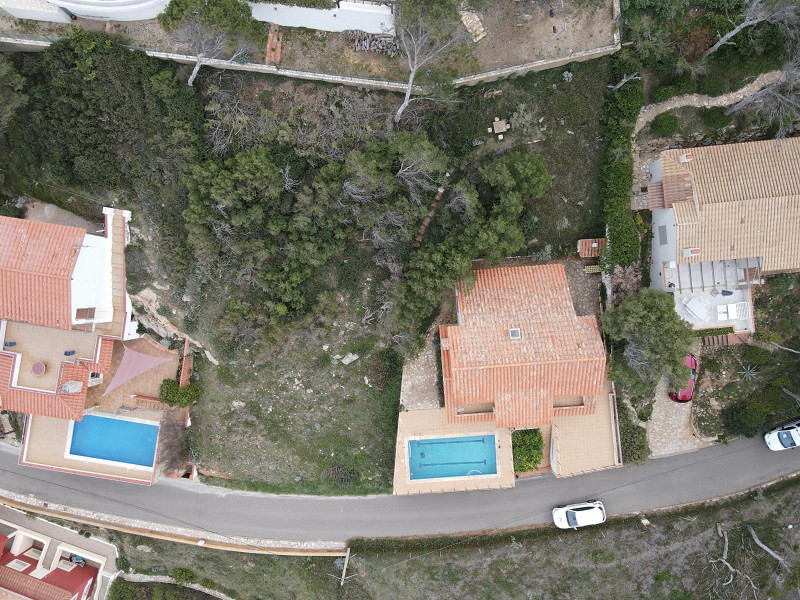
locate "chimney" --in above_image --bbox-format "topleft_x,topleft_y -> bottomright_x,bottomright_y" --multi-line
679,153 -> 693,164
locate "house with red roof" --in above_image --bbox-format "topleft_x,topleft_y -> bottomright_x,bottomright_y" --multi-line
0,209 -> 187,484
394,263 -> 622,495
0,503 -> 116,600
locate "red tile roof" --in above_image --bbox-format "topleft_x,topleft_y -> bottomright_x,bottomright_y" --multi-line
0,217 -> 85,329
577,238 -> 606,258
0,565 -> 72,600
0,353 -> 89,420
440,265 -> 606,429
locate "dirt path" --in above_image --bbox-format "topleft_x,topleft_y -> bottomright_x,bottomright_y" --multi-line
633,70 -> 782,136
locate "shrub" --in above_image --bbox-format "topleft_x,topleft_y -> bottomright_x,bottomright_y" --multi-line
651,113 -> 679,136
697,74 -> 726,96
116,556 -> 131,572
701,106 -> 732,130
692,326 -> 734,338
512,429 -> 544,472
616,398 -> 650,464
743,345 -> 772,366
170,568 -> 196,584
768,273 -> 795,296
704,359 -> 721,374
722,385 -> 793,437
159,379 -> 201,407
651,85 -> 678,103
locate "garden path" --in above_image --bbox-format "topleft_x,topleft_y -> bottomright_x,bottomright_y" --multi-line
646,376 -> 714,458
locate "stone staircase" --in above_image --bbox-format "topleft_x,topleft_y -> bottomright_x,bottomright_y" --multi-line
702,332 -> 750,347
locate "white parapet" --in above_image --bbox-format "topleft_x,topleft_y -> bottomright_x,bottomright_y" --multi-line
48,0 -> 168,21
248,0 -> 394,35
0,0 -> 71,22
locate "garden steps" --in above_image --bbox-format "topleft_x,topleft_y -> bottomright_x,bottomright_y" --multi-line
702,332 -> 749,347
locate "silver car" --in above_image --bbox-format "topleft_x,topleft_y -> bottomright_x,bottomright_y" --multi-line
552,500 -> 606,530
764,418 -> 800,451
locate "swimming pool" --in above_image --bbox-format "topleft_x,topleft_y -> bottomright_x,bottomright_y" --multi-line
67,415 -> 159,468
408,435 -> 497,480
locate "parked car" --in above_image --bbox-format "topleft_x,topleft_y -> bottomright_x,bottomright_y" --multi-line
552,500 -> 606,530
669,354 -> 697,402
764,418 -> 800,451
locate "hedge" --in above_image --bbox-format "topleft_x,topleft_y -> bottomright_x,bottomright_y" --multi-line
512,429 -> 544,472
692,326 -> 734,338
651,113 -> 679,136
600,73 -> 644,269
616,397 -> 650,464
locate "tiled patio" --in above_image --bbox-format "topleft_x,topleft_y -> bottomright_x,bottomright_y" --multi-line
393,408 -> 515,495
86,337 -> 179,414
1,323 -> 98,391
551,379 -> 622,477
20,414 -> 159,484
651,208 -> 756,333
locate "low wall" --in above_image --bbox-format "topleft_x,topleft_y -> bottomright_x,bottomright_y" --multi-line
0,30 -> 619,93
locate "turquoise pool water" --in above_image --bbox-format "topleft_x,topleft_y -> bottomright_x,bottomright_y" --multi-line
408,435 -> 497,480
69,415 -> 159,467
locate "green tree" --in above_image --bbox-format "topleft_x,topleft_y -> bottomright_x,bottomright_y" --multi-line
601,289 -> 694,385
0,55 -> 26,136
479,149 -> 550,199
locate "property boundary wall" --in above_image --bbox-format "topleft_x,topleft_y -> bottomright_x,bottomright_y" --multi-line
0,28 -> 620,93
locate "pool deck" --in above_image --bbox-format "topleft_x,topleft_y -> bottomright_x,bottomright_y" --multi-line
393,409 -> 515,495
19,413 -> 160,485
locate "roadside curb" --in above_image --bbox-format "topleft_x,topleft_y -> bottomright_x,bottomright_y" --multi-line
0,488 -> 347,557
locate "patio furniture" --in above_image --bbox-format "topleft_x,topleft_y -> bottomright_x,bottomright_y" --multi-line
31,362 -> 46,376
492,117 -> 509,134
683,296 -> 711,321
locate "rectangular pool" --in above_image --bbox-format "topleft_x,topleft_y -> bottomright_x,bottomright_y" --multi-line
68,415 -> 159,468
408,435 -> 497,480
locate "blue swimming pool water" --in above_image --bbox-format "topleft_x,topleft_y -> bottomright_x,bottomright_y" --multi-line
408,435 -> 497,480
69,415 -> 159,467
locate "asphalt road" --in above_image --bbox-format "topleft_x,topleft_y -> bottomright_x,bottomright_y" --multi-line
1,438 -> 798,544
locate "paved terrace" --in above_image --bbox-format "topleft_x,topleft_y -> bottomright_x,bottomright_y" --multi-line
0,437 -> 797,548
651,208 -> 756,333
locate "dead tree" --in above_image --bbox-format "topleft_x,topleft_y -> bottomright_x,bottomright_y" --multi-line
175,22 -> 251,86
725,54 -> 800,138
393,8 -> 468,124
607,73 -> 641,92
700,0 -> 800,61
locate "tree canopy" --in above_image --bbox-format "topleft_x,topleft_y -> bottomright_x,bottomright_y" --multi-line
601,288 -> 694,385
0,55 -> 26,136
158,0 -> 264,40
478,149 -> 550,199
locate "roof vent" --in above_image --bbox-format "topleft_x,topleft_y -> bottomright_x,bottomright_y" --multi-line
679,153 -> 693,163
509,328 -> 521,340
683,247 -> 702,258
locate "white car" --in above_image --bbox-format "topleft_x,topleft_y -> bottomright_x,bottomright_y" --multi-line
552,500 -> 606,530
764,418 -> 800,451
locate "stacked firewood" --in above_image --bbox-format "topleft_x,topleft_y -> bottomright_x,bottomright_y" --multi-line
342,30 -> 400,57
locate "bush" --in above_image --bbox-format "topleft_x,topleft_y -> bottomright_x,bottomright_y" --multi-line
705,359 -> 721,374
159,379 -> 201,407
768,273 -> 795,296
616,398 -> 650,464
743,345 -> 772,366
116,556 -> 131,572
171,568 -> 196,584
512,429 -> 544,472
650,85 -> 678,103
697,74 -> 727,96
651,113 -> 679,136
722,385 -> 793,437
701,106 -> 732,130
692,326 -> 735,337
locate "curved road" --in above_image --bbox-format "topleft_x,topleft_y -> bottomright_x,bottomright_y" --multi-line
1,439 -> 798,544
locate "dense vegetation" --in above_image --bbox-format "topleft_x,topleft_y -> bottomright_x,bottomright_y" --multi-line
108,580 -> 211,600
511,428 -> 544,472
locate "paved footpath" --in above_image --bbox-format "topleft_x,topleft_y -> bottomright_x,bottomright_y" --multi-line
1,439 -> 798,544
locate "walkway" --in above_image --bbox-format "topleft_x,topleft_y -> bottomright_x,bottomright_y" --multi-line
1,437 -> 798,551
646,377 -> 713,458
632,70 -> 782,136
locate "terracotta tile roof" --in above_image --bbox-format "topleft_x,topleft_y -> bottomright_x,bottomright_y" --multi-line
0,217 -> 85,329
0,353 -> 89,420
0,564 -> 72,600
440,265 -> 606,429
577,238 -> 606,258
83,336 -> 115,375
659,139 -> 800,272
